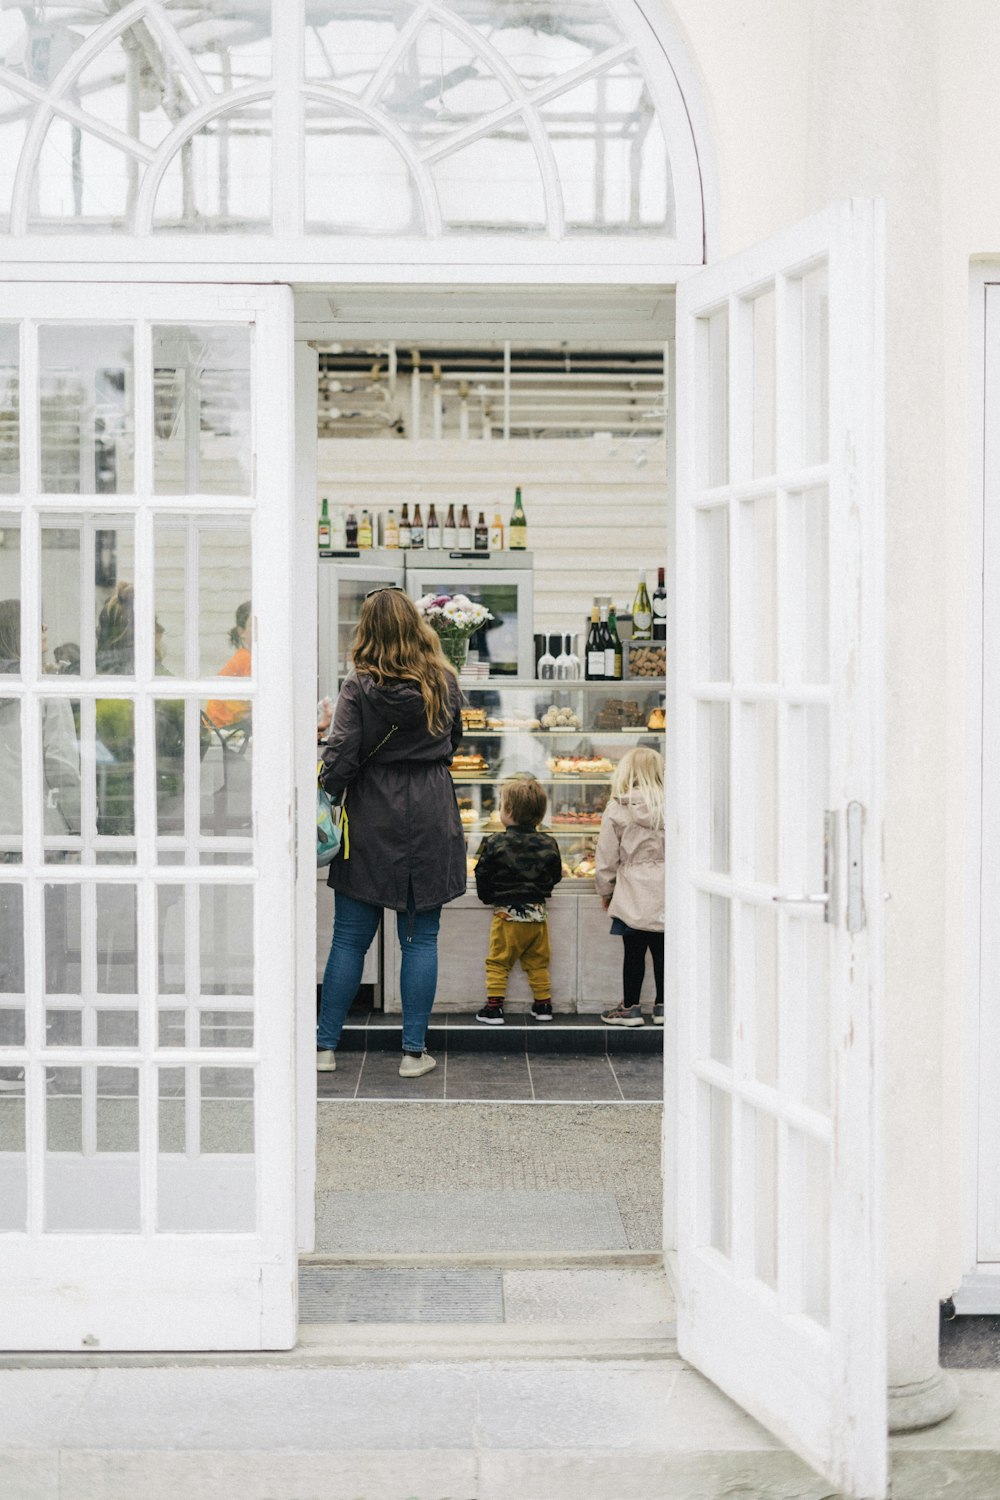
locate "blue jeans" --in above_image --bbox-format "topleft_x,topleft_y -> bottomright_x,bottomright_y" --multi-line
318,890 -> 441,1054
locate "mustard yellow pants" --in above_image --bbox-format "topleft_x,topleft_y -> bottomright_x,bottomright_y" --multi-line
485,916 -> 552,1000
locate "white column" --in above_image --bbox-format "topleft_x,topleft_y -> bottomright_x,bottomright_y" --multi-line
805,0 -> 956,1431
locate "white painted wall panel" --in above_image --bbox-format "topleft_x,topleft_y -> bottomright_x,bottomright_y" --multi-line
316,438 -> 668,638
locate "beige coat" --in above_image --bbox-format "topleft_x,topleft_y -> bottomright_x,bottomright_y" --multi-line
594,793 -> 665,933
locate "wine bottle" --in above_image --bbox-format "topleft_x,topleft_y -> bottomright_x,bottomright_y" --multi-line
565,632 -> 582,680
490,512 -> 504,550
538,634 -> 557,680
443,504 -> 457,549
384,509 -> 399,548
318,497 -> 331,551
585,604 -> 605,680
474,511 -> 489,551
458,503 -> 473,549
652,565 -> 667,640
427,504 -> 441,548
607,605 -> 623,680
411,503 -> 424,549
330,505 -> 347,551
599,602 -> 615,679
399,503 -> 412,550
555,633 -> 574,680
632,571 -> 653,640
509,487 -> 527,549
345,509 -> 358,548
358,510 -> 373,549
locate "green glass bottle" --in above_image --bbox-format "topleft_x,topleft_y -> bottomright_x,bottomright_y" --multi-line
509,487 -> 527,549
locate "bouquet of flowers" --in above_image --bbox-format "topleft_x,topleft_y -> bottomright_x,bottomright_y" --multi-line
416,593 -> 493,671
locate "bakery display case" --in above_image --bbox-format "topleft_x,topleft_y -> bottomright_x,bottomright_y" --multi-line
451,679 -> 666,887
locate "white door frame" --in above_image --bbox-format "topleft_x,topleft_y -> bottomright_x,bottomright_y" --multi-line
0,281 -> 299,1350
672,200 -> 887,1496
958,269 -> 1000,1312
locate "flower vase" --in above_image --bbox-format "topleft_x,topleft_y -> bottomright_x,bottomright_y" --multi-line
440,635 -> 469,673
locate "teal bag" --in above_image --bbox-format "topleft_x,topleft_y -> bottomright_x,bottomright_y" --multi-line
316,765 -> 347,867
316,723 -> 396,868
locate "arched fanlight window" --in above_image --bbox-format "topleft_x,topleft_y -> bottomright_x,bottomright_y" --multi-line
0,0 -> 702,248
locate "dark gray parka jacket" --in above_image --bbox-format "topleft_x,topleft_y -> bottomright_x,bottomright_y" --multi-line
321,671 -> 466,912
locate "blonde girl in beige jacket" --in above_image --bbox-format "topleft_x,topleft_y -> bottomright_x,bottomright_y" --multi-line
594,746 -> 665,1027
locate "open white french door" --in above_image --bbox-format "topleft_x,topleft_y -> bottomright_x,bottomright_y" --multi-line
672,201 -> 886,1496
0,283 -> 298,1349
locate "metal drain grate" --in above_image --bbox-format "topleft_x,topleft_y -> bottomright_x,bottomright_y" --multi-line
298,1267 -> 504,1324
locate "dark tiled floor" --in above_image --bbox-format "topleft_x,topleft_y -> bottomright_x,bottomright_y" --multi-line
316,998 -> 663,1101
940,1312 -> 1000,1367
317,1039 -> 662,1102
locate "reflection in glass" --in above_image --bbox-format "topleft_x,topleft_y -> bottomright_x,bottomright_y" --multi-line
45,884 -> 80,994
0,699 -> 22,862
701,306 -> 729,489
0,884 -> 24,996
152,104 -> 272,234
39,326 -> 134,494
95,699 -> 135,837
305,109 -> 422,235
434,119 -> 546,233
700,891 -> 731,1065
696,505 -> 729,682
750,902 -> 778,1086
0,83 -> 27,235
0,328 -> 18,491
803,1135 -> 831,1325
46,1008 -> 82,1047
200,530 -> 252,679
798,265 -> 830,467
200,702 -> 252,837
739,494 -> 777,682
697,700 -> 729,875
95,883 -> 138,994
749,287 -> 776,479
753,1108 -> 779,1288
0,533 -> 19,675
705,1083 -> 731,1256
0,1068 -> 26,1230
200,886 -> 254,995
545,77 -> 671,235
45,1065 -> 140,1233
157,1064 -> 256,1232
200,1010 -> 253,1048
153,325 -> 253,495
39,698 -> 82,851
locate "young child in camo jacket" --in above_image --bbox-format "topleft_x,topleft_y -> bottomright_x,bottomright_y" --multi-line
474,775 -> 563,1024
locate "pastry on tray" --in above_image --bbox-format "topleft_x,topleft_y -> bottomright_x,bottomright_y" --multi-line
546,754 -> 614,775
461,707 -> 488,730
451,752 -> 490,774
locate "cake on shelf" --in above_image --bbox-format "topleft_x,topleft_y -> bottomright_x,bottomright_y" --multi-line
451,752 -> 490,775
546,754 -> 614,776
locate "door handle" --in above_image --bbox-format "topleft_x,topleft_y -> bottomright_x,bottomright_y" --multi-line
772,811 -> 837,925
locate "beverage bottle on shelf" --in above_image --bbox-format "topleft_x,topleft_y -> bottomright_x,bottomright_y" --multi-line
555,633 -> 578,680
345,509 -> 358,548
599,602 -> 614,678
509,487 -> 527,549
652,566 -> 667,641
443,504 -> 458,548
318,497 -> 331,551
585,604 -> 605,681
358,509 -> 373,549
399,503 -> 412,550
384,509 -> 399,548
538,634 -> 558,680
474,511 -> 489,551
411,504 -> 425,549
426,504 -> 441,548
458,503 -> 473,549
490,512 -> 504,549
330,505 -> 347,550
607,605 -> 624,680
632,571 -> 653,640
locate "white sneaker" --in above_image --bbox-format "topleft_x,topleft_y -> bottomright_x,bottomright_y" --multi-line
399,1052 -> 436,1079
316,1049 -> 337,1072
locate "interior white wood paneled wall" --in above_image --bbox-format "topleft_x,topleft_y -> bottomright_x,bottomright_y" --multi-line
316,437 -> 668,637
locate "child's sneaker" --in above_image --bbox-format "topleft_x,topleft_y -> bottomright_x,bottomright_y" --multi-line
601,1003 -> 644,1027
652,1003 -> 664,1026
476,1002 -> 505,1026
530,1001 -> 553,1022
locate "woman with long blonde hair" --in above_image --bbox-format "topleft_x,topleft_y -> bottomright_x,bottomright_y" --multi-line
317,587 -> 465,1078
594,745 -> 666,1027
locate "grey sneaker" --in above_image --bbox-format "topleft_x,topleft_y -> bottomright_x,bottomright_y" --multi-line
601,1003 -> 644,1028
316,1048 -> 337,1072
652,1004 -> 664,1026
399,1052 -> 437,1078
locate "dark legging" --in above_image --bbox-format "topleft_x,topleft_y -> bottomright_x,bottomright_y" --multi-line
622,930 -> 664,1008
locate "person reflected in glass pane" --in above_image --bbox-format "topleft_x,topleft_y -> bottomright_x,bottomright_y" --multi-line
53,641 -> 80,674
96,581 -> 135,675
0,599 -> 81,855
205,600 -> 252,731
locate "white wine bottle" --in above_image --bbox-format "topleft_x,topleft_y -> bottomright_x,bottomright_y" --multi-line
632,571 -> 653,640
585,604 -> 605,680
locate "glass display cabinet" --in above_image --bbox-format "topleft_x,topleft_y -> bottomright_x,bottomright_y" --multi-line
386,679 -> 666,1014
